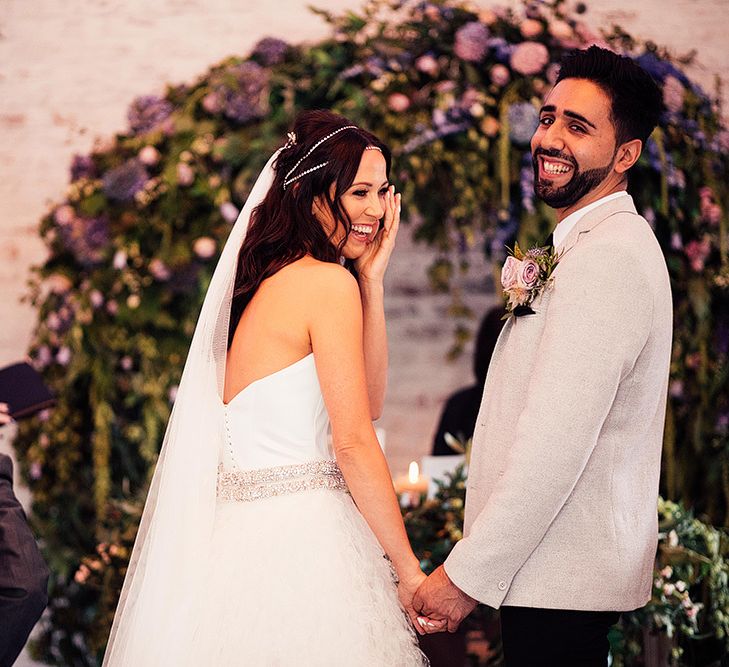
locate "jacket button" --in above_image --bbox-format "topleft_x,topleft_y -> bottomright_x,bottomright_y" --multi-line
498,581 -> 507,591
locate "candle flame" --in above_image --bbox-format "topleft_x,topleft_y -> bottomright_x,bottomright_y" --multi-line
408,461 -> 419,484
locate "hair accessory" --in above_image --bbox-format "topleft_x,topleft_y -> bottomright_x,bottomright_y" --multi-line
364,146 -> 382,152
283,125 -> 358,190
283,132 -> 297,149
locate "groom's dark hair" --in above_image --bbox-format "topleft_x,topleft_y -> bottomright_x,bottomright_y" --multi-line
556,46 -> 662,147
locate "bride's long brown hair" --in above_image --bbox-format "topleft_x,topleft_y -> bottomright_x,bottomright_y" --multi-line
228,110 -> 391,346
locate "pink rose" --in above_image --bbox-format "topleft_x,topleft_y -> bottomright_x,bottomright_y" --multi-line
54,204 -> 75,225
501,256 -> 520,290
518,258 -> 540,288
202,93 -> 221,114
176,162 -> 195,186
149,258 -> 172,281
520,19 -> 543,39
684,238 -> 711,272
193,236 -> 217,259
46,273 -> 73,294
138,145 -> 160,166
490,64 -> 511,87
548,20 -> 573,41
415,55 -> 439,77
387,93 -> 411,113
510,42 -> 549,76
481,116 -> 500,137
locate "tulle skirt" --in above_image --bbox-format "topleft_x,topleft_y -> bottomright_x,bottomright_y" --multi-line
145,487 -> 428,666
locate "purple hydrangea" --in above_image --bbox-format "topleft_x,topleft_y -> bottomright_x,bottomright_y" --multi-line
508,102 -> 539,145
634,52 -> 689,85
217,62 -> 270,124
453,21 -> 490,63
487,37 -> 515,64
59,215 -> 110,267
127,95 -> 174,134
103,159 -> 148,202
252,37 -> 289,66
70,154 -> 96,181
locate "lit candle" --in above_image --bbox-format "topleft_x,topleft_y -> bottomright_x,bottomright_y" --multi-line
394,461 -> 429,507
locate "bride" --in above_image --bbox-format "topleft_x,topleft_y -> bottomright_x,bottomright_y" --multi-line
103,110 -> 439,665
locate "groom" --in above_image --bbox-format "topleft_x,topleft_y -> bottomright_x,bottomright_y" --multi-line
413,46 -> 671,666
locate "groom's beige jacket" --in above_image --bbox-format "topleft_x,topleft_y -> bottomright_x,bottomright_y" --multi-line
444,194 -> 672,611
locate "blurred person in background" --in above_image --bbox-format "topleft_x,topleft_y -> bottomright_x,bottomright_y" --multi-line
0,402 -> 50,667
431,306 -> 504,456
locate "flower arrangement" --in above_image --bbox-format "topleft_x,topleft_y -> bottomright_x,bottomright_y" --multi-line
500,242 -> 560,317
11,0 -> 729,662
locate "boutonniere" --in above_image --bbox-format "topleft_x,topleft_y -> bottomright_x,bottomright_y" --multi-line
501,242 -> 561,319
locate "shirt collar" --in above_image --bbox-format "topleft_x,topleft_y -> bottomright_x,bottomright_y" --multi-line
552,191 -> 629,249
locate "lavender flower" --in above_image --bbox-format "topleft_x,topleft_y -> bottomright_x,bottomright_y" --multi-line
508,102 -> 539,145
103,159 -> 148,202
128,95 -> 174,134
70,154 -> 96,181
215,62 -> 270,125
252,37 -> 289,66
453,21 -> 490,63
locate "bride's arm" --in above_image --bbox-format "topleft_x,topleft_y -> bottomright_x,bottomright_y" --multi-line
354,186 -> 401,420
358,280 -> 387,420
307,263 -> 431,629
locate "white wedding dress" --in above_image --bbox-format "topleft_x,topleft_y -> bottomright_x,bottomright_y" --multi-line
143,352 -> 428,666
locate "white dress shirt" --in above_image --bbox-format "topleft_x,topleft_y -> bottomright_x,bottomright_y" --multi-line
552,191 -> 629,249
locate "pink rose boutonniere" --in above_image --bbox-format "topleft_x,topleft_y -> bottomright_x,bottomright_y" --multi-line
501,242 -> 561,318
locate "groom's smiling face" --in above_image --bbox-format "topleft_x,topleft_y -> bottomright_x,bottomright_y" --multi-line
530,78 -> 620,212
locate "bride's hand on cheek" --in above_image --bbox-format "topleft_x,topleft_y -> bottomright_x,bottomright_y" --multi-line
355,185 -> 401,284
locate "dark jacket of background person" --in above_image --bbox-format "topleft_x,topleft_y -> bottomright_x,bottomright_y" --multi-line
431,307 -> 505,456
0,453 -> 49,667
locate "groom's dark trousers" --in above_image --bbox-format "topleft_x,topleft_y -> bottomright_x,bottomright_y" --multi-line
500,606 -> 620,667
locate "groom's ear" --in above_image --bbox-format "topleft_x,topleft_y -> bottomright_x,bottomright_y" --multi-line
614,138 -> 642,175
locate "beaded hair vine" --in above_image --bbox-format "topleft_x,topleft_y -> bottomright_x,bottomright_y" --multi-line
283,124 -> 378,190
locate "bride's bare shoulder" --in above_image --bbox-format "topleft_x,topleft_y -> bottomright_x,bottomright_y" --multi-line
275,257 -> 359,315
282,256 -> 357,290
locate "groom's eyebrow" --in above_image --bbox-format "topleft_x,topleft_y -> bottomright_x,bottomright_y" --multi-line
540,104 -> 597,129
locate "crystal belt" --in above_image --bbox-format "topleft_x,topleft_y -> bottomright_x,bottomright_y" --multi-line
216,460 -> 348,502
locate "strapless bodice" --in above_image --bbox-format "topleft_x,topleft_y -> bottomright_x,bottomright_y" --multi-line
221,354 -> 332,471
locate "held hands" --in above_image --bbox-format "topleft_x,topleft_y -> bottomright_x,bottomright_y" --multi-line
397,567 -> 447,635
354,185 -> 401,284
412,565 -> 478,634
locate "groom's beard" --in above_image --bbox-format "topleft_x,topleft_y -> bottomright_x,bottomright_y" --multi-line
532,148 -> 614,209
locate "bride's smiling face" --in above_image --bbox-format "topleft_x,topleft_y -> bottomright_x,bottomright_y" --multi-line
313,148 -> 389,260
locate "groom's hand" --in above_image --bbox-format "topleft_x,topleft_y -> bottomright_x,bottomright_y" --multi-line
413,565 -> 477,633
